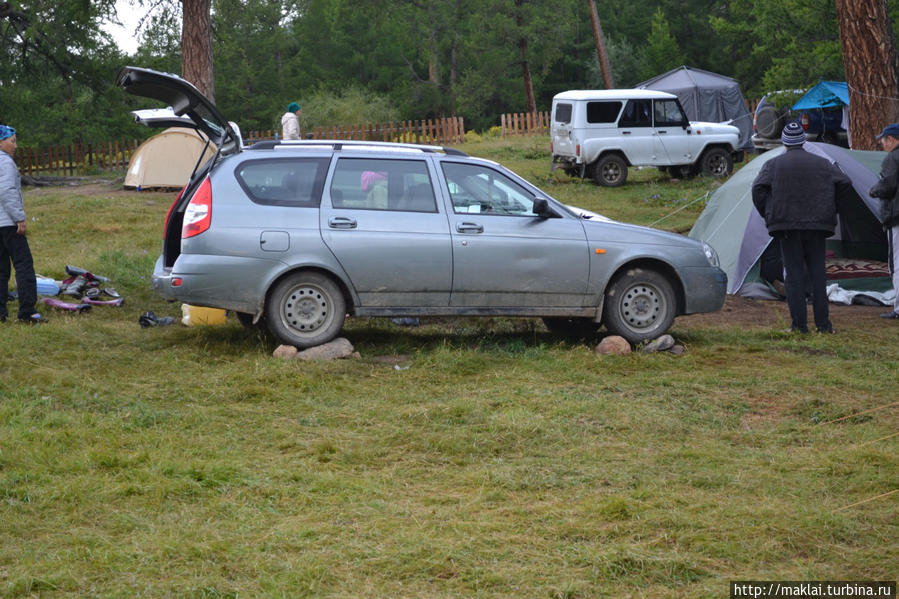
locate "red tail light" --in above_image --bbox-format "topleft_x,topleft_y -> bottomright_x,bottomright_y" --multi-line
576,144 -> 581,157
799,113 -> 810,130
164,185 -> 187,239
182,177 -> 212,239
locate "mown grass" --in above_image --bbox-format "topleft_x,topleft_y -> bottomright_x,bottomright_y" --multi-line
0,139 -> 895,597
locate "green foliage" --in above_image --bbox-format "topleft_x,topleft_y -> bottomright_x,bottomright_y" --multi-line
640,8 -> 686,82
300,86 -> 401,130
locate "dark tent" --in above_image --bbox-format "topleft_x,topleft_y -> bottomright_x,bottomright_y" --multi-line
637,65 -> 754,151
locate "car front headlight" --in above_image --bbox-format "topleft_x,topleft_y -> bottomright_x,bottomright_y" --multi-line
702,242 -> 720,268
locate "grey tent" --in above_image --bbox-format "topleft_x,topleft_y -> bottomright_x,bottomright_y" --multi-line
638,65 -> 754,152
689,143 -> 890,296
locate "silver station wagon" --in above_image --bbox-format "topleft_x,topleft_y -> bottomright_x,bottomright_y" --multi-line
117,66 -> 727,348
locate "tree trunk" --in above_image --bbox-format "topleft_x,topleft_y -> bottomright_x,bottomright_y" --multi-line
514,0 -> 536,114
181,0 -> 215,102
834,0 -> 899,149
585,0 -> 614,89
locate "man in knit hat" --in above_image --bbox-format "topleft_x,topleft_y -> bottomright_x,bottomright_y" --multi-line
751,121 -> 853,333
0,124 -> 44,323
281,102 -> 301,140
868,122 -> 899,320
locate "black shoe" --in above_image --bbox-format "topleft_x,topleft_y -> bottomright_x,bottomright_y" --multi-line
816,325 -> 836,334
18,312 -> 47,324
0,315 -> 6,323
879,311 -> 899,319
783,326 -> 809,334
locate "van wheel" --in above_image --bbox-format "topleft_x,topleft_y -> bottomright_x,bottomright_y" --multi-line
602,268 -> 676,344
592,154 -> 628,187
700,148 -> 733,177
266,272 -> 346,348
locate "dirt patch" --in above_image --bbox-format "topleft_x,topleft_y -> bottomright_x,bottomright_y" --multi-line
680,294 -> 888,333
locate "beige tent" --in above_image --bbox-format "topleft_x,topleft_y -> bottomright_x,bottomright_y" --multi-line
124,127 -> 216,189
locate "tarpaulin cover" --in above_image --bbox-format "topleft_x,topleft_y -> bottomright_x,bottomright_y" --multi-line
791,81 -> 849,110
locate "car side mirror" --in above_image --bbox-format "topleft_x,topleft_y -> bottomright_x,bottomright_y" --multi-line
533,198 -> 561,219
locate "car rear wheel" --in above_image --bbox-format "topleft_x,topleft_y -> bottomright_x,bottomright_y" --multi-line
755,104 -> 784,139
700,148 -> 733,178
266,272 -> 346,348
602,268 -> 676,344
592,154 -> 628,187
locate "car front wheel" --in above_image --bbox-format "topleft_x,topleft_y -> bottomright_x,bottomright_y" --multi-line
266,272 -> 346,348
602,268 -> 676,344
700,148 -> 733,178
592,154 -> 628,187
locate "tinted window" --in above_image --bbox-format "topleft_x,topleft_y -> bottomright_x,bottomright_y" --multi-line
618,99 -> 652,128
586,101 -> 621,124
331,158 -> 436,212
442,163 -> 535,216
554,103 -> 572,124
654,99 -> 686,126
235,158 -> 329,206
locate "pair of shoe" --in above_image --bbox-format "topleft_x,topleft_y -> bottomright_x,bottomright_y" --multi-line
880,311 -> 899,319
18,312 -> 47,324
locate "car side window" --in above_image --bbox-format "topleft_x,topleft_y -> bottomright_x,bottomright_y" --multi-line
235,158 -> 329,206
330,158 -> 437,212
442,162 -> 535,216
654,99 -> 687,127
618,99 -> 651,128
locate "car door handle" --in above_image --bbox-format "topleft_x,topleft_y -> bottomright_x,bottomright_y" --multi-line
621,131 -> 631,135
328,216 -> 357,229
456,222 -> 484,234
658,130 -> 668,134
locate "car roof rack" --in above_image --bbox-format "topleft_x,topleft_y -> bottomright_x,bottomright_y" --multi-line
247,139 -> 468,156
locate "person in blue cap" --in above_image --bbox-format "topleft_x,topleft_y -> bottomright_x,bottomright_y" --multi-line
281,102 -> 302,140
751,121 -> 853,334
868,122 -> 899,319
0,124 -> 45,323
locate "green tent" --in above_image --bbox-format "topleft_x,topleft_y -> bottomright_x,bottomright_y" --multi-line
689,143 -> 890,296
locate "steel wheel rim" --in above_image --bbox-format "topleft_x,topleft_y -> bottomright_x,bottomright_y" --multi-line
602,162 -> 621,183
279,282 -> 333,336
617,282 -> 667,331
708,154 -> 727,176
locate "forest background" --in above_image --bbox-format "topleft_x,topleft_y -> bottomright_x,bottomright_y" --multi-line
3,0 -> 899,148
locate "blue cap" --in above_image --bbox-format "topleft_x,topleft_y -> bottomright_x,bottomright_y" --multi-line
781,121 -> 806,146
0,125 -> 15,141
876,123 -> 899,139
287,102 -> 300,113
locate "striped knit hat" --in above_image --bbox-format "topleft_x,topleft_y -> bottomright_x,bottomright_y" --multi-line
781,121 -> 806,146
0,125 -> 15,141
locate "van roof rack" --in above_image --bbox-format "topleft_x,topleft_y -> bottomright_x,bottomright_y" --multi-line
247,139 -> 468,156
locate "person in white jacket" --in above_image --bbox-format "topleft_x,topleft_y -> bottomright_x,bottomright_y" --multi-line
0,124 -> 44,323
281,102 -> 301,140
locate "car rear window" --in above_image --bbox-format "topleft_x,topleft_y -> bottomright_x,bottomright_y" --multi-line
554,103 -> 572,124
586,101 -> 621,124
330,158 -> 437,212
235,158 -> 329,206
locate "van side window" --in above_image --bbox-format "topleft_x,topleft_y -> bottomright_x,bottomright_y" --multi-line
654,99 -> 687,127
586,101 -> 621,124
554,103 -> 572,124
330,158 -> 436,212
618,99 -> 651,128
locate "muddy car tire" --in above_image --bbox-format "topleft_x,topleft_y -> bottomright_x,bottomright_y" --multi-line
266,272 -> 346,348
592,154 -> 628,187
700,148 -> 733,178
602,268 -> 676,344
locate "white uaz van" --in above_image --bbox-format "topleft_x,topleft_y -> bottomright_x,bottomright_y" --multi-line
550,89 -> 741,186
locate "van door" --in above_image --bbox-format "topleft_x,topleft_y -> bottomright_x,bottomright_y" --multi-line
652,99 -> 695,165
551,101 -> 575,158
617,99 -> 660,165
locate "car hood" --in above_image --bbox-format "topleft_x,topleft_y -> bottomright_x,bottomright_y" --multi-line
690,121 -> 740,136
583,218 -> 699,249
116,66 -> 240,155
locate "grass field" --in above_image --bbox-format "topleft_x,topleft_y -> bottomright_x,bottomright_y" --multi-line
1,137 -> 896,598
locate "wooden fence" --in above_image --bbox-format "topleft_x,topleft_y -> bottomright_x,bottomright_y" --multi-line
14,116 -> 466,177
500,111 -> 551,137
15,139 -> 141,177
244,116 -> 466,146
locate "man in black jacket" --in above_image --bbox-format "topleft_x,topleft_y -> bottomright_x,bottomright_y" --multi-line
751,121 -> 853,333
868,123 -> 899,320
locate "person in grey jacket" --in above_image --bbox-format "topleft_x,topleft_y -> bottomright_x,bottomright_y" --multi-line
868,122 -> 899,320
0,125 -> 44,323
751,121 -> 853,333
